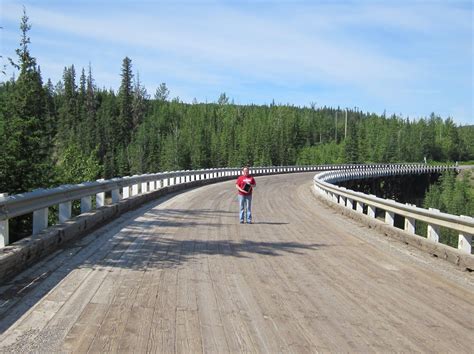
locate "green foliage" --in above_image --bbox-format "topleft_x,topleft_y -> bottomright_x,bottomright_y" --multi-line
296,142 -> 345,165
1,10 -> 53,194
344,118 -> 359,163
55,144 -> 102,184
117,56 -> 133,147
154,82 -> 169,102
423,171 -> 474,247
424,171 -> 474,215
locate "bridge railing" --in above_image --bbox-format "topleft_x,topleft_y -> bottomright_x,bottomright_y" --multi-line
0,163 -> 423,248
0,164 -> 458,247
313,164 -> 473,254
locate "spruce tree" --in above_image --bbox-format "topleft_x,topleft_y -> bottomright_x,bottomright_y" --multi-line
118,57 -> 133,145
154,82 -> 169,102
2,9 -> 52,193
132,72 -> 148,130
83,64 -> 98,153
344,118 -> 359,163
57,65 -> 78,146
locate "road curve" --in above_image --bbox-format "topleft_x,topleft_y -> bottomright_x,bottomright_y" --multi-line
0,172 -> 473,353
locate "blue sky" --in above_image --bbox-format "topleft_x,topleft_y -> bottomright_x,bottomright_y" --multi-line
1,0 -> 473,125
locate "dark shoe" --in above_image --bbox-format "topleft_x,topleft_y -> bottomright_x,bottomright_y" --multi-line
240,220 -> 244,224
247,220 -> 252,224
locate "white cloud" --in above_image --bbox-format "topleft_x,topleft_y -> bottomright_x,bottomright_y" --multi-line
1,2 -> 417,87
2,0 -> 472,123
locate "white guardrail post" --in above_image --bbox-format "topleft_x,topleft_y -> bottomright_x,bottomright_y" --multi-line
33,188 -> 49,235
404,204 -> 416,234
81,196 -> 92,213
123,186 -> 130,199
385,210 -> 395,226
112,188 -> 122,203
427,208 -> 441,242
0,193 -> 9,247
33,207 -> 48,235
132,183 -> 139,195
59,201 -> 72,223
459,215 -> 473,254
347,198 -> 354,209
367,197 -> 376,218
96,179 -> 106,208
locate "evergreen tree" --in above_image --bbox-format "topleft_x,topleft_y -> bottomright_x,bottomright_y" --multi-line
96,89 -> 119,178
57,65 -> 78,146
117,57 -> 133,145
43,78 -> 57,153
0,80 -> 14,193
132,72 -> 148,130
1,9 -> 52,193
82,64 -> 98,153
116,57 -> 134,175
458,125 -> 474,160
56,143 -> 102,184
441,118 -> 460,161
154,82 -> 170,102
344,118 -> 359,163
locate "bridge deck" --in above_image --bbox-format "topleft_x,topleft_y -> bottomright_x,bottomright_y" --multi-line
0,173 -> 473,353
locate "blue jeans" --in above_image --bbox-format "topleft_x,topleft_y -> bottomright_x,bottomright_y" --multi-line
238,195 -> 252,222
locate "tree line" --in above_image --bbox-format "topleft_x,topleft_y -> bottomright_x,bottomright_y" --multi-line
1,11 -> 474,198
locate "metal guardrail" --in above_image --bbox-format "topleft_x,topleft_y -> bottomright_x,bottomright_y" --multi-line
0,164 -> 378,247
313,164 -> 474,254
1,163 -> 462,250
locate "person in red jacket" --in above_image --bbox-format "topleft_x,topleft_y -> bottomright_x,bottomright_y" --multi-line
236,167 -> 256,224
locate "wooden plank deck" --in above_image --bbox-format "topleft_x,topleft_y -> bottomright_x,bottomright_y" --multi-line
0,172 -> 473,353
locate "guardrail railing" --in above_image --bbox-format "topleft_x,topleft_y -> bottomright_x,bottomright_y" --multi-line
1,164 -> 391,247
1,163 -> 456,250
313,164 -> 473,254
